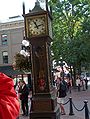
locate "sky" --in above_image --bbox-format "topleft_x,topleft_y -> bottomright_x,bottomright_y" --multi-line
0,0 -> 36,21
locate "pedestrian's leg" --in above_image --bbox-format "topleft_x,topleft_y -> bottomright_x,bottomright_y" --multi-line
78,84 -> 80,91
25,100 -> 29,116
82,83 -> 85,91
86,82 -> 88,90
78,85 -> 79,91
21,100 -> 25,115
69,86 -> 71,93
60,104 -> 66,115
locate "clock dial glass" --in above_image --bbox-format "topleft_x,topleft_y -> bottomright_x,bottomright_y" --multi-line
27,15 -> 46,36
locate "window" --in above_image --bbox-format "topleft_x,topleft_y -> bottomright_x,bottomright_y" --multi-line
1,34 -> 8,45
2,51 -> 8,64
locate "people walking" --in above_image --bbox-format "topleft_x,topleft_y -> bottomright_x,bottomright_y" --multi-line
82,79 -> 85,91
65,75 -> 72,94
57,77 -> 67,115
84,78 -> 88,90
19,80 -> 29,116
76,75 -> 81,91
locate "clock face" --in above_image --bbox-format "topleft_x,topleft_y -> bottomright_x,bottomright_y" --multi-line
27,15 -> 47,37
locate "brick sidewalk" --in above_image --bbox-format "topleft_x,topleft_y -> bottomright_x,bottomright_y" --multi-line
19,114 -> 84,119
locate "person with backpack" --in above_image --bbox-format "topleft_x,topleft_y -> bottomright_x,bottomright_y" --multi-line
57,77 -> 67,115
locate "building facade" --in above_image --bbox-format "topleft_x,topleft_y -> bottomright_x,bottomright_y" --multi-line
0,16 -> 24,76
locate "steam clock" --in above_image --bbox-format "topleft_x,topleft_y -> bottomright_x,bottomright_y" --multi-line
23,0 -> 60,119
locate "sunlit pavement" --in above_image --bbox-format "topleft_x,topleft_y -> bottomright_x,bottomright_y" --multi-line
19,83 -> 90,119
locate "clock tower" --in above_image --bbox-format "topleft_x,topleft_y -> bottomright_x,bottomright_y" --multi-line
23,0 -> 60,119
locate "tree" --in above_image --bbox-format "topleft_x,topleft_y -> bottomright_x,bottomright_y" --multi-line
14,53 -> 31,72
50,0 -> 90,75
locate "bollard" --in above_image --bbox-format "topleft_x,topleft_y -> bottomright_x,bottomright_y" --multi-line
84,100 -> 89,119
69,97 -> 74,115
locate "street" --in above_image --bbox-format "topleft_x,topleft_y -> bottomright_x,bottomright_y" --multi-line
61,83 -> 90,119
19,83 -> 90,119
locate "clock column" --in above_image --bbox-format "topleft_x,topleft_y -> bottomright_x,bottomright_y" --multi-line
23,1 -> 60,119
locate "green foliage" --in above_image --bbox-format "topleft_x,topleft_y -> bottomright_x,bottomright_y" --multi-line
50,0 -> 90,72
14,53 -> 31,72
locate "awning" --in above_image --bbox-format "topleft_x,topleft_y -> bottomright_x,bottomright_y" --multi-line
0,65 -> 24,76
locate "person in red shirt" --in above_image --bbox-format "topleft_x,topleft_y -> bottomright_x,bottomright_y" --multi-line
0,72 -> 20,119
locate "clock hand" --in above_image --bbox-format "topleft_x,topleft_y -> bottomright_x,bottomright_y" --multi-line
33,21 -> 38,29
37,24 -> 43,27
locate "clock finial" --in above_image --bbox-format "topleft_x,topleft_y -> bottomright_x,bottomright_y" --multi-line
46,0 -> 48,11
22,2 -> 25,15
35,0 -> 40,6
31,0 -> 44,12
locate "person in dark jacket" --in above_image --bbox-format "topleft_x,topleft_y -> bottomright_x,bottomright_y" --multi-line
57,77 -> 67,115
19,80 -> 29,116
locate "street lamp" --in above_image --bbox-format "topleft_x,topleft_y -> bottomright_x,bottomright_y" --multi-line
20,39 -> 30,57
22,39 -> 29,47
20,38 -> 32,88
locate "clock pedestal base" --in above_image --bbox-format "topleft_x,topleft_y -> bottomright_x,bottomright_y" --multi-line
29,89 -> 60,119
30,109 -> 60,119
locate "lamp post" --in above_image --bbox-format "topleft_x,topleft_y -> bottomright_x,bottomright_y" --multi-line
20,39 -> 30,56
20,38 -> 32,88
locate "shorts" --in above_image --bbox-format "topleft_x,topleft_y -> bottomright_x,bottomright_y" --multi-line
57,97 -> 64,104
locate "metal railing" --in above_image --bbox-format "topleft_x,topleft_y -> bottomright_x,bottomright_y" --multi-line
57,97 -> 90,119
